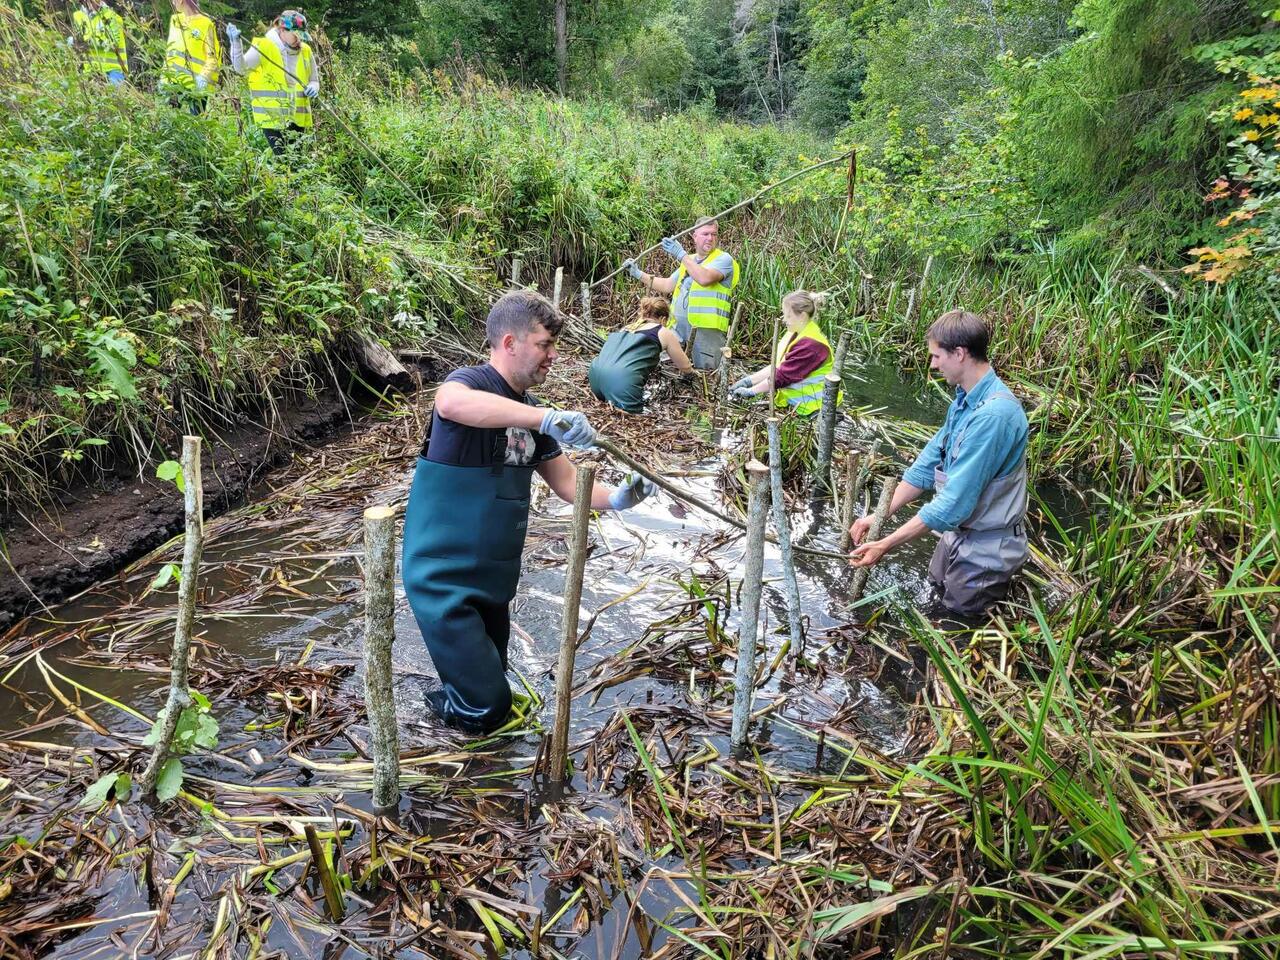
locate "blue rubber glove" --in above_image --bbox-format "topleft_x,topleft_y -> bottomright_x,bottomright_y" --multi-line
225,22 -> 240,42
660,236 -> 687,261
731,374 -> 753,391
608,472 -> 657,511
303,81 -> 319,98
731,384 -> 756,401
194,74 -> 208,92
540,410 -> 596,449
623,259 -> 642,279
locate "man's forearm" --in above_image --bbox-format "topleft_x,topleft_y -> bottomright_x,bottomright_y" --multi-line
877,514 -> 930,553
637,271 -> 676,295
681,259 -> 723,286
888,481 -> 924,518
435,385 -> 545,430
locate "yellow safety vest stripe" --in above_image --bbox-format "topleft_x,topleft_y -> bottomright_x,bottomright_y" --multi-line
246,37 -> 314,130
73,8 -> 127,75
670,248 -> 740,332
163,13 -> 220,91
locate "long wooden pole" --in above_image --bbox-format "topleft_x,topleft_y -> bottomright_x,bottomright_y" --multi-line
837,449 -> 864,554
717,303 -> 744,399
362,505 -> 400,814
812,374 -> 842,491
548,463 -> 595,783
730,461 -> 770,755
594,151 -> 854,289
767,419 -> 805,658
141,435 -> 203,797
849,477 -> 898,606
552,266 -> 564,309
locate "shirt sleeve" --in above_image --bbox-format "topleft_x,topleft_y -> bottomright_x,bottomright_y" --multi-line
703,251 -> 732,282
903,425 -> 945,491
916,413 -> 1020,532
773,338 -> 829,388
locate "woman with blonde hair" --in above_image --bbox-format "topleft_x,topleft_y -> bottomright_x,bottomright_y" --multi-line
730,289 -> 842,416
589,296 -> 694,413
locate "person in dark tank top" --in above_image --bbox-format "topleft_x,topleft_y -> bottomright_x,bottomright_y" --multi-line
589,296 -> 694,413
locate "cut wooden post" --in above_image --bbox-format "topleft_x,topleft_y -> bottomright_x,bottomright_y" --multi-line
730,460 -> 771,755
580,282 -> 591,327
552,266 -> 564,309
363,505 -> 399,814
511,257 -> 523,287
140,435 -> 204,797
768,315 -> 780,412
548,462 -> 595,783
717,303 -> 744,398
850,476 -> 899,607
833,332 -> 851,377
812,374 -> 842,492
304,823 -> 345,922
767,420 -> 805,659
837,448 -> 864,553
904,255 -> 934,328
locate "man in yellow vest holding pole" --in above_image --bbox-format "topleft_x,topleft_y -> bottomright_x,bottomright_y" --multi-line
623,217 -> 740,371
69,0 -> 128,85
226,10 -> 318,155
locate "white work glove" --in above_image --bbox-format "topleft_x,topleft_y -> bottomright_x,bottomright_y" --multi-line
730,374 -> 753,391
303,81 -> 319,98
540,410 -> 596,449
194,74 -> 208,92
608,472 -> 657,511
623,259 -> 642,279
660,236 -> 687,261
731,384 -> 756,401
224,22 -> 240,41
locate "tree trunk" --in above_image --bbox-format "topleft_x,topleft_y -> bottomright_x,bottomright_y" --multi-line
555,0 -> 567,96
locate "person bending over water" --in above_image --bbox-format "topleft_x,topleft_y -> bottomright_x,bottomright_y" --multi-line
588,296 -> 694,413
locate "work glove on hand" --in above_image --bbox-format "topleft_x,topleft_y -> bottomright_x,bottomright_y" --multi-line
608,472 -> 657,511
303,81 -> 319,98
731,384 -> 757,401
194,74 -> 208,92
731,374 -> 753,391
623,258 -> 642,280
660,236 -> 687,261
224,22 -> 240,41
66,34 -> 76,47
540,410 -> 596,449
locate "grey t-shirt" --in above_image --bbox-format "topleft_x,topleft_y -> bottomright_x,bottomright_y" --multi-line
668,249 -> 734,326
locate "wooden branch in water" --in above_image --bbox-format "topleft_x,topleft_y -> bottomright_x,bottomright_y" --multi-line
362,505 -> 400,815
548,463 -> 594,783
837,449 -> 864,554
717,303 -> 744,399
140,435 -> 203,798
813,375 -> 842,491
767,419 -> 805,658
730,460 -> 770,755
850,476 -> 898,606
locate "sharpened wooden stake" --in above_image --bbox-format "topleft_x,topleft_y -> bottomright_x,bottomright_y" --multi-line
850,476 -> 898,607
580,282 -> 591,327
730,461 -> 771,755
813,374 -> 842,492
362,505 -> 400,814
717,303 -> 744,398
511,257 -> 523,287
552,266 -> 564,309
305,824 -> 345,922
141,435 -> 203,798
837,449 -> 864,554
768,419 -> 805,658
548,462 -> 595,782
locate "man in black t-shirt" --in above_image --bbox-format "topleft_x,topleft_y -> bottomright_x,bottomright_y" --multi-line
403,290 -> 658,733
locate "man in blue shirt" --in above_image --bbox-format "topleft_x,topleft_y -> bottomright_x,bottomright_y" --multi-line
849,310 -> 1029,616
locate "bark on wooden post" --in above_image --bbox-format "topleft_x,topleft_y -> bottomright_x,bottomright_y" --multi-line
812,374 -> 842,492
580,282 -> 591,327
730,461 -> 771,755
849,476 -> 899,607
833,332 -> 851,378
548,462 -> 595,783
511,258 -> 523,287
141,435 -> 204,797
717,303 -> 744,398
767,420 -> 805,658
362,505 -> 400,814
552,266 -> 564,309
837,449 -> 864,553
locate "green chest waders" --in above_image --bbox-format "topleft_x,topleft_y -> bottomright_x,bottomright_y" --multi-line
588,330 -> 662,413
402,456 -> 533,731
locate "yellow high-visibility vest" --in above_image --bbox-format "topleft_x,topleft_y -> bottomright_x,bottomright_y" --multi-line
72,5 -> 127,76
246,37 -> 314,130
670,247 -> 739,332
774,320 -> 841,416
162,12 -> 220,93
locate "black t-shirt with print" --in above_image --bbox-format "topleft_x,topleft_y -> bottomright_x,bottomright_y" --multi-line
422,363 -> 562,467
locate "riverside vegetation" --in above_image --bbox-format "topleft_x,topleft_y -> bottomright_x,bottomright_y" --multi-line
1,0 -> 1278,956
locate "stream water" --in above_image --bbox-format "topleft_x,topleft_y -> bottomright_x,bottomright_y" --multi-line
0,357 -> 1094,958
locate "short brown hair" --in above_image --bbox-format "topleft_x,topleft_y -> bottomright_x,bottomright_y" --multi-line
485,290 -> 562,348
636,296 -> 670,322
692,216 -> 717,230
926,310 -> 989,361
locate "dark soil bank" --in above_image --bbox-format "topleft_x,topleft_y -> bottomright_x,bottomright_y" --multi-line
0,393 -> 363,630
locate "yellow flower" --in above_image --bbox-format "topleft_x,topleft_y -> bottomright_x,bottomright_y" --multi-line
1245,129 -> 1261,141
1234,107 -> 1255,121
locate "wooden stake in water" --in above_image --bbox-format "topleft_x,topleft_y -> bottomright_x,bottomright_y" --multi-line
730,461 -> 771,755
717,303 -> 744,398
580,282 -> 591,327
849,476 -> 899,607
141,435 -> 204,798
548,462 -> 595,783
511,257 -> 523,287
837,448 -> 864,553
833,331 -> 851,378
767,419 -> 805,658
362,505 -> 400,814
552,266 -> 564,309
812,374 -> 842,492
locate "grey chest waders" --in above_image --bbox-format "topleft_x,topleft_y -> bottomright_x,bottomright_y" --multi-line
402,456 -> 534,731
928,390 -> 1030,616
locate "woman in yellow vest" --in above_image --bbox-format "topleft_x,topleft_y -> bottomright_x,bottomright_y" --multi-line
730,290 -> 841,416
226,10 -> 318,155
69,0 -> 128,85
160,0 -> 221,113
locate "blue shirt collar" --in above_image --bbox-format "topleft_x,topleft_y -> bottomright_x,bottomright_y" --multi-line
954,368 -> 999,410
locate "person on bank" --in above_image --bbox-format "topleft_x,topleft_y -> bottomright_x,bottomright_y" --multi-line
729,289 -> 841,416
588,296 -> 694,413
848,310 -> 1029,616
226,9 -> 319,155
622,217 -> 739,371
69,0 -> 128,85
160,0 -> 221,113
403,290 -> 658,732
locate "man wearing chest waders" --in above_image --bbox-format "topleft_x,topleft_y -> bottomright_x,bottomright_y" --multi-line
848,310 -> 1029,617
403,290 -> 658,732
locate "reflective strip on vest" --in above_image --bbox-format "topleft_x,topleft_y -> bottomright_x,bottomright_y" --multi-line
245,37 -> 314,130
672,249 -> 739,332
163,14 -> 219,91
74,8 -> 127,76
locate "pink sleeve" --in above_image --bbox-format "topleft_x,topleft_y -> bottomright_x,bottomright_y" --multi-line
774,338 -> 830,388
